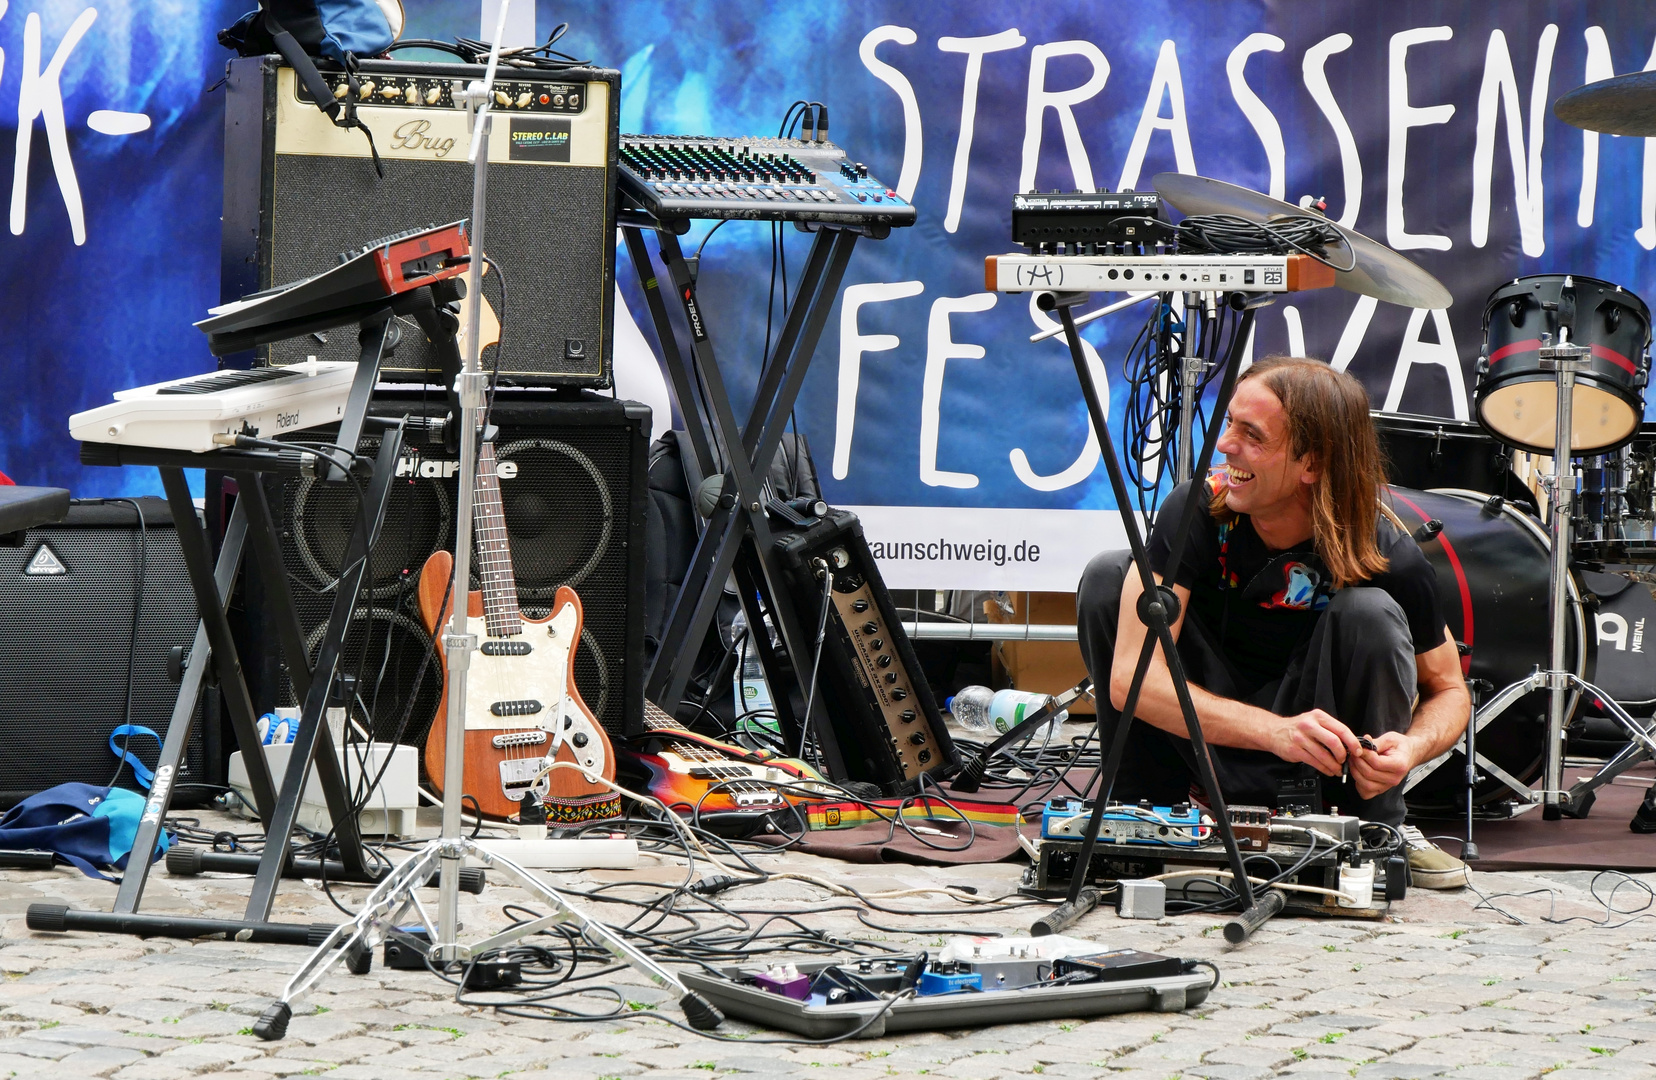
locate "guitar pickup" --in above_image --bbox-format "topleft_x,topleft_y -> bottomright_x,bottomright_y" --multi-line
481,640 -> 533,656
492,731 -> 547,749
491,699 -> 542,717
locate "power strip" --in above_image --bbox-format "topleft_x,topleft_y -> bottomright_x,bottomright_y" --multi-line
464,837 -> 639,870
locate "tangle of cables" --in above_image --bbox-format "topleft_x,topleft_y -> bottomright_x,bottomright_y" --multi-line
388,24 -> 590,69
1119,295 -> 1240,523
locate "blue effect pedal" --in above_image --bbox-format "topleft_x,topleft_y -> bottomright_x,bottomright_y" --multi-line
916,968 -> 983,996
1040,798 -> 1208,846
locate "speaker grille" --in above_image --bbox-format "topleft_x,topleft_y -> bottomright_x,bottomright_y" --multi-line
258,394 -> 647,747
265,155 -> 612,385
0,502 -> 207,802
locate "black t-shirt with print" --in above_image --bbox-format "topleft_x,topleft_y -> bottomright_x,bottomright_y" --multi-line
1145,481 -> 1447,696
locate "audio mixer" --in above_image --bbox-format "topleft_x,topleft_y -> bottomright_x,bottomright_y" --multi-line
617,135 -> 916,233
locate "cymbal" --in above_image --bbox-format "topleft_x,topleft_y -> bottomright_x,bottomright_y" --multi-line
1554,70 -> 1656,136
1151,173 -> 1454,310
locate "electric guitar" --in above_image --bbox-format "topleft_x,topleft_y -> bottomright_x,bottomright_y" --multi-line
619,700 -> 831,818
418,439 -> 616,820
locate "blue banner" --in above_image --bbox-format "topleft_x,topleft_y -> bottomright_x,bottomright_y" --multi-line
5,2 -> 1655,587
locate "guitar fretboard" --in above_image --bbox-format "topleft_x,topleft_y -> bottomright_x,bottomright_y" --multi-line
474,441 -> 522,638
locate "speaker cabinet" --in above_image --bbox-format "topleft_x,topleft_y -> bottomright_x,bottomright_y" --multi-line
0,499 -> 213,804
222,55 -> 619,387
240,392 -> 649,750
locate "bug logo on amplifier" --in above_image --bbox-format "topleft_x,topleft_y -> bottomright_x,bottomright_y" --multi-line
389,119 -> 456,158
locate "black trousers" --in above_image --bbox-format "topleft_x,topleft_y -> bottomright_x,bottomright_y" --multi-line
1076,550 -> 1417,824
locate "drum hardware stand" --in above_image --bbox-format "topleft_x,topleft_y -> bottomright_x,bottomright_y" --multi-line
248,8 -> 722,1039
1460,671 -> 1492,861
1031,289 -> 1284,943
1455,338 -> 1656,820
1175,299 -> 1207,486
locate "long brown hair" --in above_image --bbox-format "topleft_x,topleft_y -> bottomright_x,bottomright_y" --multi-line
1209,356 -> 1389,587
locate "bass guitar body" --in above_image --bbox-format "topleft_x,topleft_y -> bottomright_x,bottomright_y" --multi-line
617,700 -> 831,830
418,548 -> 617,820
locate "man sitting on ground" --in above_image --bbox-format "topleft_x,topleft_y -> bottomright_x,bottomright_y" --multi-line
1076,356 -> 1470,888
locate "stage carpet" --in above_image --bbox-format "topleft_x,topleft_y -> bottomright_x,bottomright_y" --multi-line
1411,764 -> 1656,872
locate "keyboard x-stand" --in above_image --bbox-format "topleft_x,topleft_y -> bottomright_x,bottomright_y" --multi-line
31,222 -> 475,944
618,195 -> 898,778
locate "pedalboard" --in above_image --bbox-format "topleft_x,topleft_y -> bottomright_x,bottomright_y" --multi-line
684,951 -> 1216,1037
1022,835 -> 1397,919
1040,799 -> 1208,847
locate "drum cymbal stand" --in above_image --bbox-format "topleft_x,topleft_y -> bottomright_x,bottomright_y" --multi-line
248,3 -> 722,1040
1463,337 -> 1656,820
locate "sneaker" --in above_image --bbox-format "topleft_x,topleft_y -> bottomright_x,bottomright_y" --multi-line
1399,825 -> 1469,889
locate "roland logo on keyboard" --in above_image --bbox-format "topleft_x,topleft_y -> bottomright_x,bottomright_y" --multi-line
274,410 -> 302,430
396,455 -> 518,481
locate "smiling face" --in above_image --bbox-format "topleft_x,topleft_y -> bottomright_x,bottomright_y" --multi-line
1214,378 -> 1320,542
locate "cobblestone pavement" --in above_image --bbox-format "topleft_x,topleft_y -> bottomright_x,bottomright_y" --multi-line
2,809 -> 1654,1080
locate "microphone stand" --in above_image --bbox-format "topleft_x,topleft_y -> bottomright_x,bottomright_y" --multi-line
250,4 -> 722,1038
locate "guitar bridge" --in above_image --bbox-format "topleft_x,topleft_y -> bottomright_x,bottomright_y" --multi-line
499,757 -> 548,801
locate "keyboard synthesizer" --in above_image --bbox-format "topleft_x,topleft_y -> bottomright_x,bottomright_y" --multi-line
618,135 -> 915,232
69,360 -> 357,453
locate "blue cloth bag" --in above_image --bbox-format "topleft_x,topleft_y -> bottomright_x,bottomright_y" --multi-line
0,783 -> 172,881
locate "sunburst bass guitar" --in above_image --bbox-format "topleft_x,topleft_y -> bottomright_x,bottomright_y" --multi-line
619,700 -> 831,820
418,439 -> 617,821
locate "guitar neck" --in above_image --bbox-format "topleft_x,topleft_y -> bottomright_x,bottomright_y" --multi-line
474,441 -> 521,637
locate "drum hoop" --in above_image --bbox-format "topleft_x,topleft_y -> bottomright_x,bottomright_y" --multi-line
1481,274 -> 1655,334
1425,487 -> 1590,694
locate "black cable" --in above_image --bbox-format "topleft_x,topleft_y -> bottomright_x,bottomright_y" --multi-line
793,566 -> 835,762
388,25 -> 589,69
100,498 -> 148,789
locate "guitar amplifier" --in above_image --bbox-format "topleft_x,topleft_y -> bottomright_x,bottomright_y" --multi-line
771,510 -> 959,794
222,55 -> 619,387
237,391 -> 649,752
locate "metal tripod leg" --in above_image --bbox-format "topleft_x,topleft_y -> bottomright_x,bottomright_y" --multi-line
1560,683 -> 1656,818
253,837 -> 723,1041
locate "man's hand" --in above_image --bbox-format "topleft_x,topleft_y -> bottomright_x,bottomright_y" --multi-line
1349,731 -> 1419,799
1271,710 -> 1362,776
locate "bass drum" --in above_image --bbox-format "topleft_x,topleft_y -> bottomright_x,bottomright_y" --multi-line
1386,487 -> 1588,812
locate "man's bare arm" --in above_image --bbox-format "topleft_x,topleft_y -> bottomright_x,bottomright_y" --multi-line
1111,566 -> 1362,776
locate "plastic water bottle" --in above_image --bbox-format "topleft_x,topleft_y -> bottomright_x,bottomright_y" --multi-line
946,685 -> 1066,737
730,610 -> 779,735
